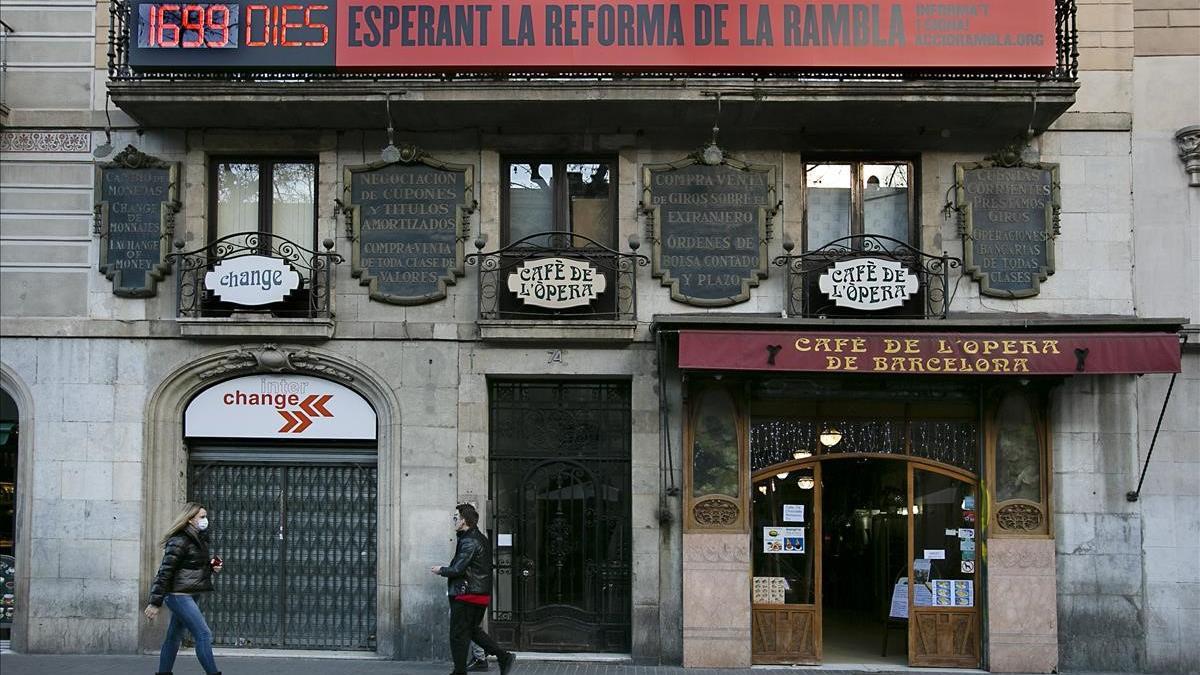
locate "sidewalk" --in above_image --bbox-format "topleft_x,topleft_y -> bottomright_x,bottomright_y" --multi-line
0,651 -> 1125,675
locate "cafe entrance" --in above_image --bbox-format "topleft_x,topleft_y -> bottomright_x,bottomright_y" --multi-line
748,381 -> 982,667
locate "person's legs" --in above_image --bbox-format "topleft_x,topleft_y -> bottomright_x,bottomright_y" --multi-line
471,641 -> 486,660
449,600 -> 475,674
156,598 -> 186,674
465,603 -> 504,657
164,594 -> 220,674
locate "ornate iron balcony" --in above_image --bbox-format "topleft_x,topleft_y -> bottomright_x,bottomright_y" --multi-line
772,234 -> 962,320
168,232 -> 342,320
466,231 -> 648,322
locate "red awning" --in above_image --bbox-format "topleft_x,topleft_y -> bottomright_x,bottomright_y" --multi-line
678,330 -> 1182,376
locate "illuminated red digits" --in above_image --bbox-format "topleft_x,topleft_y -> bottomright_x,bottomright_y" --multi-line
305,5 -> 329,46
147,5 -> 159,46
280,5 -> 302,46
207,5 -> 230,47
157,4 -> 181,48
181,5 -> 204,47
245,4 -> 270,46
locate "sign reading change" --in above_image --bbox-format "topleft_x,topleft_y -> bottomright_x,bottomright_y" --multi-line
643,154 -> 776,306
344,150 -> 474,305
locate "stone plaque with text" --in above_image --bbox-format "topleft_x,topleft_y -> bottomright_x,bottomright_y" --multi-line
956,162 -> 1060,298
643,154 -> 776,306
344,150 -> 474,305
94,146 -> 178,297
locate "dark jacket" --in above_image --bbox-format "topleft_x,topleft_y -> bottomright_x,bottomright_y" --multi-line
437,526 -> 492,599
148,525 -> 214,606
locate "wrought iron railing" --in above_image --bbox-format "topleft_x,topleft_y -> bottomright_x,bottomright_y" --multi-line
168,232 -> 342,319
465,231 -> 648,322
108,0 -> 1077,82
772,234 -> 961,319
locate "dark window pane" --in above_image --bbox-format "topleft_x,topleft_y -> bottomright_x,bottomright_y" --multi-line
911,470 -> 976,607
863,163 -> 910,243
995,392 -> 1041,503
509,162 -> 555,242
805,163 -> 851,250
271,163 -> 315,247
752,468 -> 816,605
216,162 -> 259,238
566,163 -> 613,245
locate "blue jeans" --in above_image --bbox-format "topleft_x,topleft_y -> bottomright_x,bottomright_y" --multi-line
158,594 -> 219,674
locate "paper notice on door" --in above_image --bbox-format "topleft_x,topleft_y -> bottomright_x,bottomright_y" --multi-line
933,579 -> 953,606
764,527 -> 805,553
924,549 -> 946,560
889,578 -> 909,618
497,534 -> 513,547
783,504 -> 805,522
945,528 -> 958,536
959,528 -> 975,539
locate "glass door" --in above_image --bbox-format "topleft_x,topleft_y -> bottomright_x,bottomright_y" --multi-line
750,462 -> 821,664
908,466 -> 981,667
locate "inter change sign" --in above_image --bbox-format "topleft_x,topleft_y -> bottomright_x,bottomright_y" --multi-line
129,0 -> 1058,71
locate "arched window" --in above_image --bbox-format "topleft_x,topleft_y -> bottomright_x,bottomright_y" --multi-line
987,388 -> 1050,536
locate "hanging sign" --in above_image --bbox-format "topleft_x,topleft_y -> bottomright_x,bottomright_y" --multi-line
344,149 -> 473,305
95,146 -> 179,297
506,257 -> 607,308
204,254 -> 301,305
126,0 -> 1058,72
818,257 -> 918,310
185,374 -> 377,439
642,152 -> 776,306
956,161 -> 1060,298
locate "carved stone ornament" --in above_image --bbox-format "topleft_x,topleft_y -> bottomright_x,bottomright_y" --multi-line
996,503 -> 1044,531
1175,125 -> 1200,187
196,344 -> 355,382
693,498 -> 739,528
0,131 -> 91,153
109,144 -> 172,169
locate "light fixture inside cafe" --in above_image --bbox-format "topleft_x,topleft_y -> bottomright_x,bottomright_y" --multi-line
797,475 -> 815,490
792,449 -> 812,460
776,471 -> 790,479
757,485 -> 768,495
819,427 -> 843,448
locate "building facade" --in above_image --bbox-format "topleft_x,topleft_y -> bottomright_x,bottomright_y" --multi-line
0,0 -> 1197,671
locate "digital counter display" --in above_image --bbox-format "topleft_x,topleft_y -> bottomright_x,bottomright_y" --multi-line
129,0 -> 335,68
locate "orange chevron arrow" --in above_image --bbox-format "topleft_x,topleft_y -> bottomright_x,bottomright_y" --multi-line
312,394 -> 333,417
278,410 -> 299,433
300,394 -> 320,417
291,409 -> 313,433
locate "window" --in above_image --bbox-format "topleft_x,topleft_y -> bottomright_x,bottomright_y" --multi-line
986,387 -> 1051,536
210,159 -> 317,247
503,159 -> 616,247
804,161 -> 914,250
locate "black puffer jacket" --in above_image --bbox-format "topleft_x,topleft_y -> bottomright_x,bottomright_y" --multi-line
437,526 -> 492,598
148,525 -> 213,606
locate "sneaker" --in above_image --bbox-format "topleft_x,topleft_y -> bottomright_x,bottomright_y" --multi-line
498,651 -> 517,675
467,656 -> 490,671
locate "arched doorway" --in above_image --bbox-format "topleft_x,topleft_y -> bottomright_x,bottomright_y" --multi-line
0,388 -> 18,644
182,372 -> 379,650
749,398 -> 981,668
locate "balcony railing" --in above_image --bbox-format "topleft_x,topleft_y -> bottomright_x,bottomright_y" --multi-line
773,234 -> 961,320
108,0 -> 1078,82
466,232 -> 648,322
169,232 -> 342,320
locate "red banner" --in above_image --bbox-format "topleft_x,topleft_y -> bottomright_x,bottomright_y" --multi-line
336,0 -> 1056,69
679,330 -> 1183,375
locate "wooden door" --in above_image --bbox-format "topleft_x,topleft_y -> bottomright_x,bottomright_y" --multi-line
908,465 -> 981,667
751,462 -> 821,664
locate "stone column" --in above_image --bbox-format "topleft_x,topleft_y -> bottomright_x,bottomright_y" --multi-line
682,533 -> 751,667
987,538 -> 1058,672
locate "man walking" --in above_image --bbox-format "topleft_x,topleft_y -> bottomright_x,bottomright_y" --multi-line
432,503 -> 517,675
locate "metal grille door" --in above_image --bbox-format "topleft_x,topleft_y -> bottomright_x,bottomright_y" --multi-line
189,458 -> 377,650
489,381 -> 631,653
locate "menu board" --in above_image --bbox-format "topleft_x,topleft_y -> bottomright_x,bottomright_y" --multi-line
344,154 -> 473,305
643,156 -> 775,306
95,147 -> 178,297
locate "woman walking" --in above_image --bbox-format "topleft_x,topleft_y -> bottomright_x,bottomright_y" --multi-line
144,502 -> 223,675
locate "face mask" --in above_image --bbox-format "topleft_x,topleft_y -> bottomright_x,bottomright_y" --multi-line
196,517 -> 209,531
